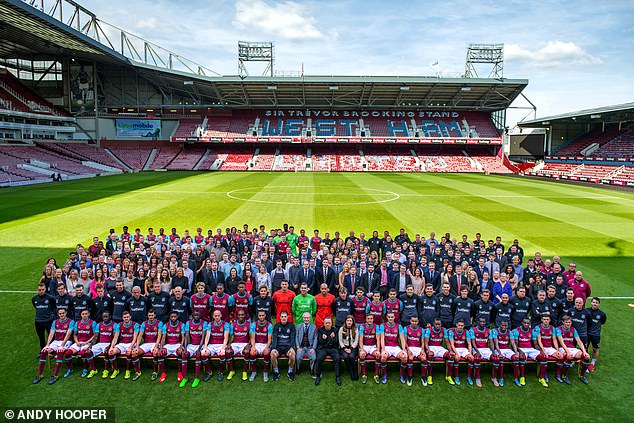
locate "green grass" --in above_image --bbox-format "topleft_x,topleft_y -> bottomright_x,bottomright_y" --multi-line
1,171 -> 633,422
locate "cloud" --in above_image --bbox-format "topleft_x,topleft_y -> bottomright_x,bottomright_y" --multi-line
136,17 -> 160,30
233,0 -> 327,41
506,41 -> 602,67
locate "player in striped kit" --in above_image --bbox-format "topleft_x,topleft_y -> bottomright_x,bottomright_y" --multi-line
108,311 -> 140,380
205,309 -> 231,381
358,313 -> 383,384
93,312 -> 119,380
190,283 -> 211,322
33,308 -> 74,385
64,309 -> 99,379
491,320 -> 518,387
399,316 -> 428,386
471,317 -> 499,387
180,310 -> 209,388
424,319 -> 454,385
249,310 -> 273,382
227,309 -> 252,381
159,312 -> 185,383
135,309 -> 162,381
447,319 -> 474,386
380,311 -> 405,384
557,315 -> 591,384
533,314 -> 564,388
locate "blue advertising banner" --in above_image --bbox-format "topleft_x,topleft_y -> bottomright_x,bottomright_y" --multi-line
116,119 -> 161,138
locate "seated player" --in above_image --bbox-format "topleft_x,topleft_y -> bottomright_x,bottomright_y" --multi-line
92,311 -> 119,379
358,313 -> 383,384
33,308 -> 74,385
510,318 -> 539,386
269,311 -> 297,382
379,311 -> 405,385
447,319 -> 474,386
471,317 -> 500,387
492,320 -> 518,387
159,311 -> 185,383
424,318 -> 455,385
399,315 -> 428,386
180,310 -> 210,388
135,309 -> 163,381
64,309 -> 98,379
557,315 -> 591,385
108,311 -> 140,380
228,309 -> 252,381
249,310 -> 273,382
533,314 -> 564,388
205,309 -> 231,381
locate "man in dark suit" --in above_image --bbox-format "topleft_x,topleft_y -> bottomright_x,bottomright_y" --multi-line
362,264 -> 380,294
494,247 -> 508,270
300,260 -> 316,293
343,266 -> 361,295
391,264 -> 411,295
288,256 -> 302,292
449,267 -> 467,296
203,261 -> 224,294
316,258 -> 336,293
474,257 -> 488,282
424,261 -> 441,293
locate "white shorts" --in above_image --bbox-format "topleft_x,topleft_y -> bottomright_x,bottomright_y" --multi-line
186,344 -> 203,356
253,343 -> 268,355
207,344 -> 225,357
68,343 -> 90,353
164,343 -> 181,357
478,348 -> 494,361
91,342 -> 110,356
559,347 -> 581,357
408,347 -> 422,357
231,342 -> 248,356
455,347 -> 470,359
113,343 -> 132,355
499,349 -> 515,360
543,347 -> 558,357
384,346 -> 402,358
362,345 -> 377,355
139,342 -> 157,354
43,340 -> 71,352
519,347 -> 540,361
428,346 -> 448,358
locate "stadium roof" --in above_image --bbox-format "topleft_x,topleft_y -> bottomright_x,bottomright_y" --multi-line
518,102 -> 634,126
0,0 -> 528,111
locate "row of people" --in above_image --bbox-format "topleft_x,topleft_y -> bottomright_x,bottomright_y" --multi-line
33,304 -> 594,389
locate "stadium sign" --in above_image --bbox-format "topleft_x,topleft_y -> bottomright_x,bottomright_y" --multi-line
171,136 -> 502,144
116,119 -> 161,138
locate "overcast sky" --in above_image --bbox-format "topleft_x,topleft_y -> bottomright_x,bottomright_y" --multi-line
81,0 -> 634,127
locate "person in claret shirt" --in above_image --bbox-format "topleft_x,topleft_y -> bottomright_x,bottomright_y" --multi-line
310,230 -> 322,252
569,271 -> 592,304
563,262 -> 577,284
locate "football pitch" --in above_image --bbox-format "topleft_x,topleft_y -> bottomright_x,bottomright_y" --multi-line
1,171 -> 633,422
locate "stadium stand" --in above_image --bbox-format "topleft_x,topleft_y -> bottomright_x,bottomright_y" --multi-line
147,145 -> 182,170
167,146 -> 207,170
173,117 -> 203,138
551,126 -> 620,157
0,70 -> 68,116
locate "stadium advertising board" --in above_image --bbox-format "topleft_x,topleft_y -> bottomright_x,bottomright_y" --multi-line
116,119 -> 161,138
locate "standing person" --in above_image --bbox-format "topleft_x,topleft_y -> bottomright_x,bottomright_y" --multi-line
569,271 -> 592,304
339,315 -> 359,381
569,297 -> 592,347
333,288 -> 354,329
295,312 -> 317,376
314,283 -> 336,328
586,297 -> 606,372
253,286 -> 274,322
314,317 -> 341,386
292,283 -> 316,324
270,311 -> 297,381
33,283 -> 56,351
272,281 -> 296,323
